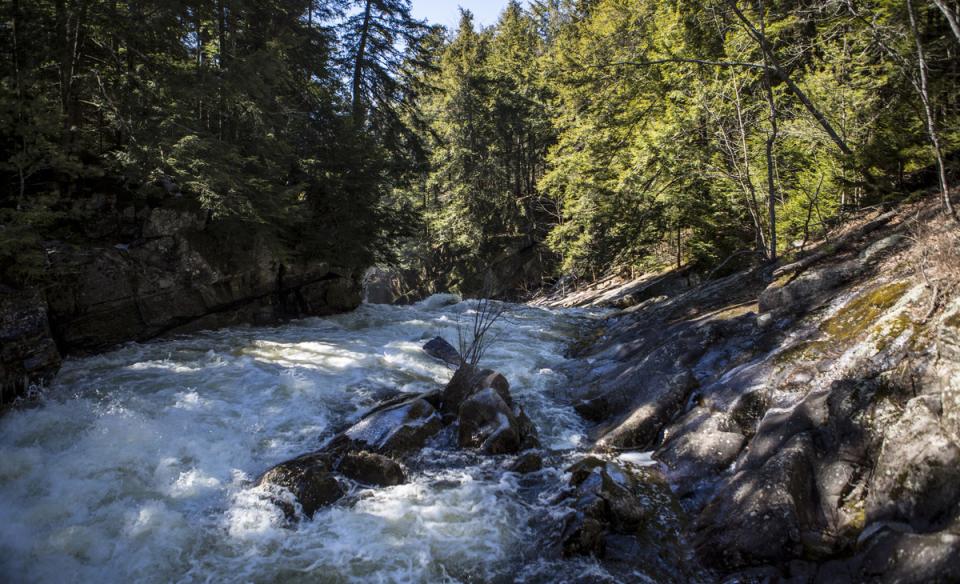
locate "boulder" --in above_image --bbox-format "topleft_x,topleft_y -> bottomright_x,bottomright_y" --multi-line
866,395 -> 960,532
815,528 -> 960,584
508,451 -> 543,474
594,370 -> 699,450
423,336 -> 462,367
328,396 -> 443,456
257,452 -> 345,518
439,364 -> 510,415
695,433 -> 819,571
336,451 -> 406,487
0,287 -> 61,403
457,388 -> 522,454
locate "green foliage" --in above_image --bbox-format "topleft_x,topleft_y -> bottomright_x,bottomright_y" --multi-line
3,0 -> 957,292
0,0 -> 424,285
403,0 -> 959,286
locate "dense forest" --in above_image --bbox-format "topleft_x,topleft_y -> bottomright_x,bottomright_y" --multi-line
2,0 -> 958,292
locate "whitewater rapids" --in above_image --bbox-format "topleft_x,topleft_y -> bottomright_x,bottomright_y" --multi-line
0,295 -> 627,583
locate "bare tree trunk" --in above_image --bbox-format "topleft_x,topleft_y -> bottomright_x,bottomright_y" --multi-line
12,0 -> 24,209
352,0 -> 374,123
676,223 -> 682,269
733,79 -> 767,252
931,0 -> 960,44
217,0 -> 227,140
726,0 -> 854,158
909,0 -> 957,221
758,0 -> 778,261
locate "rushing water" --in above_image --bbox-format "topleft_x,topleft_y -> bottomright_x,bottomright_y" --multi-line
0,295 -> 634,583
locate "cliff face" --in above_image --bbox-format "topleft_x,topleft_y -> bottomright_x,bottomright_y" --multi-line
1,203 -> 361,403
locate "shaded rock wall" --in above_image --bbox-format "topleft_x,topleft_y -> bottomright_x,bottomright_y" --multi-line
1,204 -> 361,403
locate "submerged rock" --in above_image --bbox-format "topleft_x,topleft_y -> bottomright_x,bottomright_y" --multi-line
258,453 -> 345,518
336,451 -> 406,487
507,451 -> 543,474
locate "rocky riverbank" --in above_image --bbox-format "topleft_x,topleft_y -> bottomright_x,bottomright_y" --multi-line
558,202 -> 960,581
1,200 -> 361,404
209,200 -> 960,582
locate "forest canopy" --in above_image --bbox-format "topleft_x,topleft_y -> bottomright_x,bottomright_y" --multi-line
1,0 -> 958,291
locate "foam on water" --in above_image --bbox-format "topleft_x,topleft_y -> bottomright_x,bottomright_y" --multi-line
0,296 -> 604,583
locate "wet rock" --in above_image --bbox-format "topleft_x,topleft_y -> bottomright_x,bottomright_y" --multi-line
457,388 -> 521,454
258,452 -> 344,518
336,451 -> 406,487
329,396 -> 443,456
516,406 -> 541,450
561,515 -> 608,557
440,365 -> 483,414
0,287 -> 61,403
695,433 -> 818,570
480,371 -> 511,402
759,259 -> 864,314
654,407 -> 745,491
593,370 -> 698,450
814,527 -> 960,584
560,456 -> 685,572
656,430 -> 745,486
508,451 -> 543,474
730,388 -> 772,438
423,336 -> 462,367
866,395 -> 960,532
566,458 -> 646,529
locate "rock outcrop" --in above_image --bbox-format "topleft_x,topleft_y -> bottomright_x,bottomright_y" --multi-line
1,202 -> 361,403
564,205 -> 960,579
0,287 -> 61,401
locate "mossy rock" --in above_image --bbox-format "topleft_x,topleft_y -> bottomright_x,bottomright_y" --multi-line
819,281 -> 911,343
872,312 -> 914,353
774,340 -> 830,366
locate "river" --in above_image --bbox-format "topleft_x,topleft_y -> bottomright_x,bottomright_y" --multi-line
0,295 -> 649,583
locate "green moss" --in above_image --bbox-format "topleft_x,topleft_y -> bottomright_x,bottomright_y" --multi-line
873,312 -> 913,353
945,311 -> 960,329
774,340 -> 830,365
838,496 -> 867,540
820,281 -> 911,343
